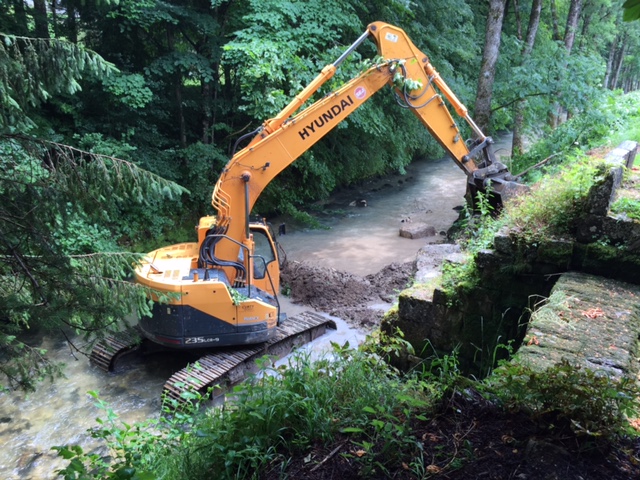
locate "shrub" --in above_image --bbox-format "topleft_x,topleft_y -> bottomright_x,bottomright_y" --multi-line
485,359 -> 640,442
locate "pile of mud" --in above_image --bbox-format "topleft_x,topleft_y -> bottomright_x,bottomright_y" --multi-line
280,260 -> 415,328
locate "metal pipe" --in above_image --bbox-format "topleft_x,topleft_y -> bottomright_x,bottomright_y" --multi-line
243,178 -> 250,239
333,29 -> 371,67
464,114 -> 487,141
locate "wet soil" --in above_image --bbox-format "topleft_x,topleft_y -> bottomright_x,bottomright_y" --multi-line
281,260 -> 415,329
262,390 -> 640,480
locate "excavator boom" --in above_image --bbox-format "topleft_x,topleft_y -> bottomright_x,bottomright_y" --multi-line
210,21 -> 522,277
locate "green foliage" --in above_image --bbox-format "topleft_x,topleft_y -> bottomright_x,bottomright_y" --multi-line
623,0 -> 640,21
440,191 -> 501,303
55,343 -> 443,479
512,91 -> 640,177
173,142 -> 227,211
54,389 -> 205,479
605,91 -> 640,146
68,133 -> 191,247
102,73 -> 153,109
611,196 -> 640,221
0,34 -> 117,132
503,156 -> 600,240
54,341 -> 640,477
0,134 -> 185,390
486,359 -> 640,441
222,0 -> 362,117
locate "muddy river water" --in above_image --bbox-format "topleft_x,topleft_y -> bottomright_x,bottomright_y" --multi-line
0,136 -> 512,479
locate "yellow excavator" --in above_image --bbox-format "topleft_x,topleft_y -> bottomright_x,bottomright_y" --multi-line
91,22 -> 523,404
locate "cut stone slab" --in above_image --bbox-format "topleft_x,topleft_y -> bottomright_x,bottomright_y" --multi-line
515,271 -> 640,378
415,243 -> 465,283
399,223 -> 436,239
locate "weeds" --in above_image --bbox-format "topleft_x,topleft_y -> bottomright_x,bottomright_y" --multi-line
54,388 -> 207,479
484,359 -> 640,442
55,342 -> 450,480
611,196 -> 640,221
54,333 -> 640,479
502,154 -> 600,241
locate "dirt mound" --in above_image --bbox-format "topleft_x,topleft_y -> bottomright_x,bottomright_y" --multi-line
365,262 -> 415,302
280,260 -> 415,328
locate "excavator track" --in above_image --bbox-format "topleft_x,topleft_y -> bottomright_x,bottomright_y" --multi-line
89,312 -> 336,407
162,311 -> 336,407
90,329 -> 142,372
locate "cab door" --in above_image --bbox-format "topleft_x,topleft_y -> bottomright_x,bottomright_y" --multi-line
250,225 -> 280,295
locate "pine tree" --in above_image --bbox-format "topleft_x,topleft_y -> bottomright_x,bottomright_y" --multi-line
0,33 -> 185,391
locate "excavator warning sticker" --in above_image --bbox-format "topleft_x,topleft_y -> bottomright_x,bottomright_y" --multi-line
385,33 -> 399,43
354,86 -> 367,100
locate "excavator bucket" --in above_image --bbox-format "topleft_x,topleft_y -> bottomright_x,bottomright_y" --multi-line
462,138 -> 529,210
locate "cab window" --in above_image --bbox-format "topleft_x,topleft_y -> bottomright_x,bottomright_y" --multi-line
252,229 -> 276,279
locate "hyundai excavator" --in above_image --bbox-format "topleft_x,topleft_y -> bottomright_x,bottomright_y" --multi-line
91,22 -> 523,405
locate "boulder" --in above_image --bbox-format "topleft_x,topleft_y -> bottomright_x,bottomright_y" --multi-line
399,223 -> 436,239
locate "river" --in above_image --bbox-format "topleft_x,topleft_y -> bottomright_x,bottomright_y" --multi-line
0,135 -> 512,479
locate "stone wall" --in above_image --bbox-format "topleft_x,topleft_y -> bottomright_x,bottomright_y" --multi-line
515,272 -> 640,377
383,140 -> 640,375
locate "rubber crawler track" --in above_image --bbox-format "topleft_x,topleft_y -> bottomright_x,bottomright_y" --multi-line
163,312 -> 336,406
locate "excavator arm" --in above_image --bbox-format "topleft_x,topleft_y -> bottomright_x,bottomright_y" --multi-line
201,21 -> 523,283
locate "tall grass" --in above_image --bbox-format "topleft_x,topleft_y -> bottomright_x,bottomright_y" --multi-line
162,347 -> 440,479
55,344 -> 445,480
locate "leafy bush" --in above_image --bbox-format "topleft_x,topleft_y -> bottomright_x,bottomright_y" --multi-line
485,359 -> 640,441
502,155 -> 600,240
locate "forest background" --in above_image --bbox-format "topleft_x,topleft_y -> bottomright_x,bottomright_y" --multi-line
1,0 -> 640,391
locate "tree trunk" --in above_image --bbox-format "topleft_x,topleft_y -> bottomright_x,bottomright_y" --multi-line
13,0 -> 29,35
513,0 -> 523,40
512,0 -> 542,155
66,1 -> 78,43
474,0 -> 507,134
578,2 -> 592,50
603,36 -> 618,89
50,0 -> 57,37
550,0 -> 561,41
564,0 -> 583,54
610,34 -> 627,90
201,80 -> 213,144
33,0 -> 50,38
620,65 -> 630,93
166,26 -> 187,149
549,0 -> 583,128
523,0 -> 542,57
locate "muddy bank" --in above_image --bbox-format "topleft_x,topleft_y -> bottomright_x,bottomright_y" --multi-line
280,260 -> 415,328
